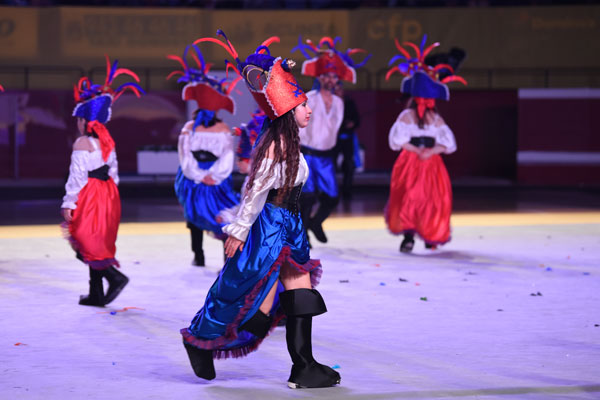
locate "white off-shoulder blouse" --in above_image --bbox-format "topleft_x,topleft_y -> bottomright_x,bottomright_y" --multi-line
61,136 -> 118,210
223,154 -> 309,242
178,121 -> 234,185
388,109 -> 457,154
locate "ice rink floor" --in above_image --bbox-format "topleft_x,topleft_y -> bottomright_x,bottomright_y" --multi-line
1,210 -> 600,400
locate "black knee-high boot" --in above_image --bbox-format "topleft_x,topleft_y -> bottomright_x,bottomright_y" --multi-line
188,222 -> 205,266
79,267 -> 105,307
238,310 -> 273,338
279,289 -> 341,389
183,341 -> 216,380
102,266 -> 129,305
309,195 -> 338,243
183,311 -> 273,381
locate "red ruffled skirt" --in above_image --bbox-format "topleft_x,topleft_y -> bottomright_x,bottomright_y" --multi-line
385,150 -> 452,245
63,178 -> 121,270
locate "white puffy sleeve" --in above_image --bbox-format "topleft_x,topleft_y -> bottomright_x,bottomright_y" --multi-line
206,134 -> 234,184
217,204 -> 240,226
178,133 -> 208,183
61,150 -> 89,209
222,159 -> 278,242
108,152 -> 119,186
434,116 -> 457,154
388,111 -> 413,151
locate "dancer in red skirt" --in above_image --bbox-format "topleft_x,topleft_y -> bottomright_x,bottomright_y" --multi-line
61,57 -> 144,306
385,35 -> 467,253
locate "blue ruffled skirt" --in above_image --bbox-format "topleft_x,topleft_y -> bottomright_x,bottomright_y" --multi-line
174,160 -> 239,236
180,203 -> 322,359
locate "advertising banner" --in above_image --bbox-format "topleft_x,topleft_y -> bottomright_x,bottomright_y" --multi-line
0,8 -> 38,58
59,7 -> 205,58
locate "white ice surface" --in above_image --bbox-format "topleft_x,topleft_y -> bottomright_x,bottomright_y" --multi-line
1,221 -> 599,400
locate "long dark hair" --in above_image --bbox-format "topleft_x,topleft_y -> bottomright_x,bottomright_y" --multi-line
407,98 -> 439,130
246,110 -> 300,205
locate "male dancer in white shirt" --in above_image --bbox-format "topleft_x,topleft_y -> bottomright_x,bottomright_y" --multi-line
298,72 -> 343,243
294,36 -> 370,243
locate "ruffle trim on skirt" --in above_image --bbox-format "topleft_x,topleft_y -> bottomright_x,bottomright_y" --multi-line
180,245 -> 322,360
61,221 -> 120,270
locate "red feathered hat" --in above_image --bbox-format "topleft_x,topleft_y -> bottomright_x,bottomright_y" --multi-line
195,31 -> 307,121
182,82 -> 234,114
292,36 -> 371,84
167,44 -> 240,114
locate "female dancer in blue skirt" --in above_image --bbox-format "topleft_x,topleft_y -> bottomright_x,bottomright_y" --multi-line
168,44 -> 240,266
180,31 -> 341,389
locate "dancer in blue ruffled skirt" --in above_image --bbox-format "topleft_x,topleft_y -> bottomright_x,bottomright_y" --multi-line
180,31 -> 341,389
168,44 -> 240,266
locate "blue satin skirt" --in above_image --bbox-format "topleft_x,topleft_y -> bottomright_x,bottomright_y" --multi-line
180,203 -> 322,359
302,153 -> 338,197
174,161 -> 239,235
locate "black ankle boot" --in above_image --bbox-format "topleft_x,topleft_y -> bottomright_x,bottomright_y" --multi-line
238,310 -> 272,338
102,266 -> 129,305
279,289 -> 341,389
309,195 -> 338,243
308,220 -> 328,243
183,341 -> 215,380
192,253 -> 205,267
79,267 -> 105,307
400,233 -> 415,253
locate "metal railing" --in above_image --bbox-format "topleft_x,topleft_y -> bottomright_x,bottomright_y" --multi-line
88,66 -> 176,92
0,66 -> 86,90
1,64 -> 598,91
375,66 -> 600,90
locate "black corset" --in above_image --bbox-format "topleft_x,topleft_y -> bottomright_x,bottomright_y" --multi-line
192,150 -> 218,162
266,185 -> 303,214
88,165 -> 110,181
409,136 -> 436,148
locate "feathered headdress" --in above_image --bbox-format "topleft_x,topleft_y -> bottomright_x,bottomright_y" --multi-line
194,30 -> 307,121
72,55 -> 145,161
234,108 -> 267,160
73,55 -> 144,124
386,35 -> 467,102
166,43 -> 241,123
292,36 -> 371,84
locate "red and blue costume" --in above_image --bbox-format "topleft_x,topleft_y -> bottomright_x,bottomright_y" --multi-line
385,35 -> 467,250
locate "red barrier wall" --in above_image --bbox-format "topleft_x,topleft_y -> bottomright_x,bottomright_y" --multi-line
0,90 -> 186,179
349,90 -> 519,181
8,89 -> 597,188
517,89 -> 600,185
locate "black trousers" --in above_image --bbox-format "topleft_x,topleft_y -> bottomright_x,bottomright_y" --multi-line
335,135 -> 355,198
